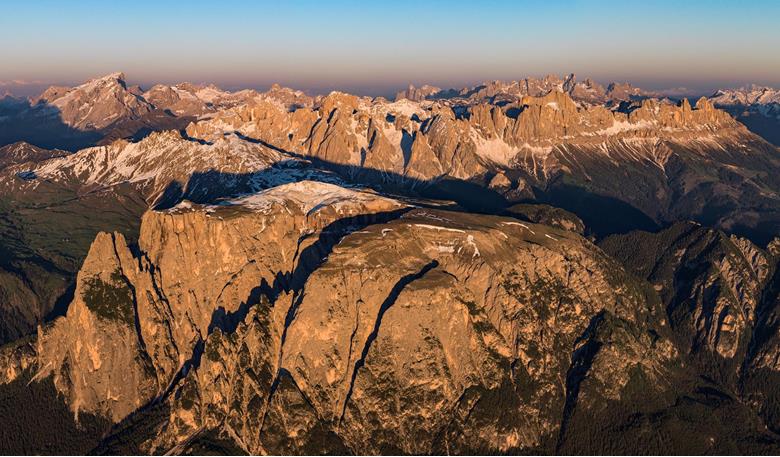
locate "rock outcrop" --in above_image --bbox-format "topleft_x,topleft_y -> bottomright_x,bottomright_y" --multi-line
395,84 -> 442,102
182,86 -> 780,242
31,180 -> 679,454
36,73 -> 154,131
0,141 -> 69,170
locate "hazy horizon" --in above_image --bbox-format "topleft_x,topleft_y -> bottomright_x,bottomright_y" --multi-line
2,0 -> 779,98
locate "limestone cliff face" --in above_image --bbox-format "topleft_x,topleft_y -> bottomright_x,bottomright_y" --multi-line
0,335 -> 36,385
36,182 -> 405,424
31,180 -> 680,454
156,211 -> 674,454
0,141 -> 69,170
742,240 -> 780,429
185,89 -> 747,184
16,91 -> 769,243
178,88 -> 780,245
36,231 -> 158,422
3,74 -> 780,454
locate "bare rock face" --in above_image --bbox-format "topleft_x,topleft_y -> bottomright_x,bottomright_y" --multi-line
5,73 -> 776,241
178,86 -> 780,243
9,174 -> 780,453
31,85 -> 72,105
7,130 -> 299,205
487,171 -> 512,190
35,182 -> 405,424
185,86 -> 748,186
2,73 -> 188,152
3,74 -> 780,454
262,210 -> 668,454
768,238 -> 780,257
568,77 -> 607,103
28,178 -> 681,454
0,128 -> 347,346
2,77 -> 779,365
0,335 -> 36,385
395,84 -> 442,102
436,74 -> 637,106
605,82 -> 645,100
2,73 -> 311,152
36,231 -> 158,422
192,87 -> 745,175
142,84 -> 216,117
142,82 -> 312,118
39,73 -> 154,131
0,141 -> 69,170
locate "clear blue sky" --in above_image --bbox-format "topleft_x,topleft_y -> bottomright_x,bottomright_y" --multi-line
1,0 -> 778,96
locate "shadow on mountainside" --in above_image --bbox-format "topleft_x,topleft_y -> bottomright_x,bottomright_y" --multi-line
4,125 -> 766,343
153,132 -> 672,241
225,131 -> 697,240
0,99 -> 102,151
151,135 -> 509,215
231,131 -> 508,213
93,207 -> 414,455
535,182 -> 660,237
206,207 -> 411,336
0,367 -> 111,454
0,99 -> 194,151
717,104 -> 780,147
0,180 -> 147,344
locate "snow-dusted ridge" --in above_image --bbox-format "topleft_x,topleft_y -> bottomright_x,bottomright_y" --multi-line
173,180 -> 404,216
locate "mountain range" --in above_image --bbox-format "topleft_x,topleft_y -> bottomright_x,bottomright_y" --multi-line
1,72 -> 780,454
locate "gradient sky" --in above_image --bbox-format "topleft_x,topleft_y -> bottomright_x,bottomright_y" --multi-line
1,0 -> 779,97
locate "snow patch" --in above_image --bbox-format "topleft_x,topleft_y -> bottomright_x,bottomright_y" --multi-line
593,119 -> 655,136
466,234 -> 480,258
225,181 -> 400,215
501,221 -> 536,235
413,224 -> 466,233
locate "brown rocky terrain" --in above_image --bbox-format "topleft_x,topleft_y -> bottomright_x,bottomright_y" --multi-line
8,181 -> 669,453
1,73 -> 778,345
0,179 -> 776,453
185,86 -> 780,242
0,142 -> 69,170
0,128 -> 348,344
1,72 -> 780,454
0,73 -> 313,152
395,84 -> 442,102
395,74 -> 648,106
33,72 -> 154,131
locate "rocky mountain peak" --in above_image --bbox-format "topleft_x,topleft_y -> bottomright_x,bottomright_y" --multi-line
694,96 -> 714,110
1,70 -> 780,454
708,84 -> 780,146
30,71 -> 153,131
711,85 -> 780,106
31,85 -> 72,105
562,73 -> 577,92
395,84 -> 442,102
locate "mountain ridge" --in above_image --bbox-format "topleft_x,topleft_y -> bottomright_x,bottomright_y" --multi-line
1,71 -> 780,455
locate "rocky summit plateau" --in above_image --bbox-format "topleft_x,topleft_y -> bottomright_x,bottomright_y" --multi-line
1,68 -> 780,456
